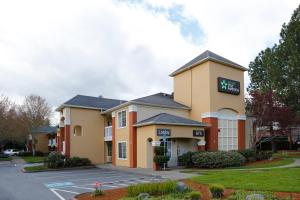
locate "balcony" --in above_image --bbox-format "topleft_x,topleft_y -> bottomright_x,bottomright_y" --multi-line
104,126 -> 112,141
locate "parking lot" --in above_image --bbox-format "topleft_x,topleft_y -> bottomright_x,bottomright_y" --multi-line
39,168 -> 163,200
0,161 -> 163,200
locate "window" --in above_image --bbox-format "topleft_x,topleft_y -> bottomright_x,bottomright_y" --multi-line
218,119 -> 238,151
118,110 -> 127,128
74,125 -> 82,136
118,142 -> 127,159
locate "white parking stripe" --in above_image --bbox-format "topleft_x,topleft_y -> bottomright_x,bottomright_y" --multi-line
37,171 -> 119,179
53,188 -> 79,194
49,189 -> 66,200
102,184 -> 117,188
71,186 -> 94,190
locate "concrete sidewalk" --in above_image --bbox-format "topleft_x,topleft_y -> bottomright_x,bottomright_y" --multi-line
96,164 -> 197,180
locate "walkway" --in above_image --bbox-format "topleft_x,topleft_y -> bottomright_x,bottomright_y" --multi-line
97,164 -> 197,180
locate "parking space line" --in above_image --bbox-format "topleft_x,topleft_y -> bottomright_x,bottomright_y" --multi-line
50,189 -> 66,200
71,186 -> 94,190
52,188 -> 80,194
37,171 -> 119,179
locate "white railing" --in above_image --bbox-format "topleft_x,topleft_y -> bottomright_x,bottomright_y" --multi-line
104,126 -> 112,141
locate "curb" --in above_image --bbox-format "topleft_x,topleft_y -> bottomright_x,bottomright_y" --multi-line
96,166 -> 162,179
22,165 -> 96,173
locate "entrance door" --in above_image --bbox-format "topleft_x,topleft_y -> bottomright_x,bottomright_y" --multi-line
106,142 -> 112,163
218,119 -> 238,151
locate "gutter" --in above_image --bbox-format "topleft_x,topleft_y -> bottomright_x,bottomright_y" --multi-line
134,122 -> 210,128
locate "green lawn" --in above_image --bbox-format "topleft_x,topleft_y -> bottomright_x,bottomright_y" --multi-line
239,158 -> 294,169
191,168 -> 300,192
0,157 -> 12,161
24,165 -> 48,172
273,151 -> 300,159
21,156 -> 45,163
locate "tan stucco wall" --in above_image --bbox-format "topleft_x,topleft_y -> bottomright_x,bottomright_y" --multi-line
35,134 -> 49,153
174,60 -> 245,121
114,107 -> 130,167
136,105 -> 189,122
209,61 -> 245,115
137,125 -> 156,168
70,108 -> 105,164
136,124 -> 205,168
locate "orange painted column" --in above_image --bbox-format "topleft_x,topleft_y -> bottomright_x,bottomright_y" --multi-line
129,111 -> 137,168
238,120 -> 246,150
65,125 -> 71,158
112,116 -> 116,165
202,117 -> 218,151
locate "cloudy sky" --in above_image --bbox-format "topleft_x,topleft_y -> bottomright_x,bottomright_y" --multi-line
0,0 -> 299,122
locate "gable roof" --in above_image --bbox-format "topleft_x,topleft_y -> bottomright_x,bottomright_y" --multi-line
102,93 -> 190,113
135,113 -> 209,127
31,125 -> 57,134
170,50 -> 247,77
132,93 -> 189,109
56,95 -> 126,111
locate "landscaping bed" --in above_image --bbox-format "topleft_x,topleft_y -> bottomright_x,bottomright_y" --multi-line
75,188 -> 128,200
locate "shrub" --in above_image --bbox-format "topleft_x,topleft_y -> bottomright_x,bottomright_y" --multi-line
64,157 -> 91,167
187,191 -> 202,200
178,151 -> 197,167
35,151 -> 45,157
209,184 -> 224,198
45,152 -> 64,168
227,190 -> 277,200
18,151 -> 32,157
256,151 -> 273,161
127,180 -> 177,197
154,146 -> 166,155
192,151 -> 246,168
153,155 -> 169,168
237,149 -> 256,162
0,153 -> 9,158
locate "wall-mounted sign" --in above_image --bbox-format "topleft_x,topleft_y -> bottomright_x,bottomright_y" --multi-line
157,129 -> 171,137
217,77 -> 240,95
193,130 -> 205,137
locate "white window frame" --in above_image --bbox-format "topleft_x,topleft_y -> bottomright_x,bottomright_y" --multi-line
117,141 -> 127,160
218,119 -> 238,151
117,110 -> 127,128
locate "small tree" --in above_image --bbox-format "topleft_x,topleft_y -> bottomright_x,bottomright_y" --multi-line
20,95 -> 52,156
248,90 -> 296,152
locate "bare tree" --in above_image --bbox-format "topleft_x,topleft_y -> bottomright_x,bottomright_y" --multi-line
0,95 -> 12,151
20,95 -> 52,155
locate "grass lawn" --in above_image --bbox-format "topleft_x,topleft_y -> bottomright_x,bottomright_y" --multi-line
23,165 -> 48,172
21,156 -> 45,163
240,158 -> 294,169
273,151 -> 300,159
191,167 -> 300,192
0,157 -> 12,161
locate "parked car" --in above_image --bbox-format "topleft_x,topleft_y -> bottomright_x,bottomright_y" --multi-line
3,149 -> 24,156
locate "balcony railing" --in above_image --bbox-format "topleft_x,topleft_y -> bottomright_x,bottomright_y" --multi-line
104,126 -> 112,141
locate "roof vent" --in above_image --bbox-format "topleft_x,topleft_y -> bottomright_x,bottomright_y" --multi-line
98,95 -> 103,98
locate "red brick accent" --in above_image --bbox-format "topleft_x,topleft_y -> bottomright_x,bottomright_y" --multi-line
65,125 -> 71,158
202,117 -> 218,151
238,120 -> 246,150
197,145 -> 205,151
129,112 -> 137,168
112,117 -> 116,165
59,127 -> 65,152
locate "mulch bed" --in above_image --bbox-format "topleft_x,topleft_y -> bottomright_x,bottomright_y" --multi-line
75,180 -> 300,200
75,188 -> 127,200
183,180 -> 234,200
244,158 -> 282,166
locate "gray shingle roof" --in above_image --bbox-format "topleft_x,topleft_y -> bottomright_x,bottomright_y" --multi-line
61,95 -> 126,110
170,50 -> 247,76
132,93 -> 189,109
31,125 -> 57,134
135,113 -> 209,127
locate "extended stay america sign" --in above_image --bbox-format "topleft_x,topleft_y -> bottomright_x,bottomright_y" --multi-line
217,77 -> 240,95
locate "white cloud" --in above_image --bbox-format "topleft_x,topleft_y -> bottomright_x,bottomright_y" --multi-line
0,0 -> 298,123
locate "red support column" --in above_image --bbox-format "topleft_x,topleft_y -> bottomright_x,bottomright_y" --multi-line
112,117 -> 116,166
238,120 -> 246,150
65,125 -> 71,158
129,111 -> 137,168
59,127 -> 65,152
202,117 -> 218,151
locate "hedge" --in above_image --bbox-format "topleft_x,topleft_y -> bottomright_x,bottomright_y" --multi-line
44,152 -> 92,168
178,151 -> 198,167
192,151 -> 246,168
